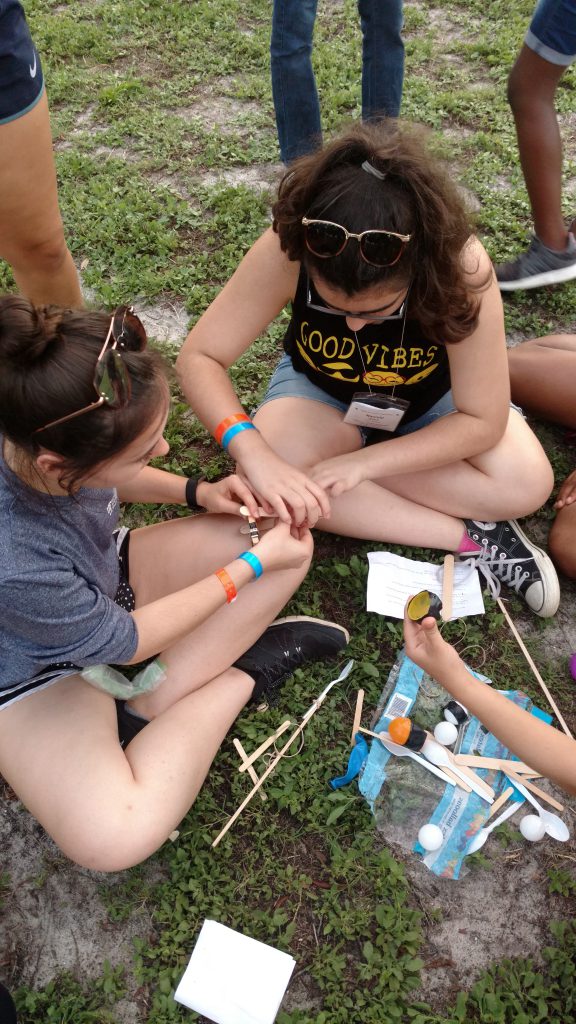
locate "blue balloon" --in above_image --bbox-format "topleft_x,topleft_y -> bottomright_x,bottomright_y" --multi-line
329,733 -> 369,789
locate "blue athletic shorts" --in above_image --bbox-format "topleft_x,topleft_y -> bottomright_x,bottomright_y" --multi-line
0,1 -> 44,125
525,0 -> 576,66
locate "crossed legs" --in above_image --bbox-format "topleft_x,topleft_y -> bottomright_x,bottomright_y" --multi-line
0,514 -> 310,871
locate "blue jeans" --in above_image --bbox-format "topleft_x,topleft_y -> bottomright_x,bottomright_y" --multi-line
270,0 -> 404,164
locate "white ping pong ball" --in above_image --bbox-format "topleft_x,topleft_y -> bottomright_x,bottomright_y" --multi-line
433,721 -> 458,746
418,823 -> 444,851
519,814 -> 546,842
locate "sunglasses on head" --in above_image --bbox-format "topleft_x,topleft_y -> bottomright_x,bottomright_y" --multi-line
302,216 -> 411,267
33,305 -> 147,435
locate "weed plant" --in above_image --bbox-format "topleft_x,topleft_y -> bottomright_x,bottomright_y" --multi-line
5,0 -> 576,1020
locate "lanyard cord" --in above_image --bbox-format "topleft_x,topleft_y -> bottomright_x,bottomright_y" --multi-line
353,295 -> 409,398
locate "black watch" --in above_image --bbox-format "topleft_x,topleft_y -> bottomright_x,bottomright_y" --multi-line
185,476 -> 206,511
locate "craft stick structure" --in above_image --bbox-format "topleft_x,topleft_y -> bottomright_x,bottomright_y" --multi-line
212,661 -> 355,848
233,738 -> 267,802
239,505 -> 260,546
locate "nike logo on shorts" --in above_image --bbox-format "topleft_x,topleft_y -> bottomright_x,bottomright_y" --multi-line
29,53 -> 37,78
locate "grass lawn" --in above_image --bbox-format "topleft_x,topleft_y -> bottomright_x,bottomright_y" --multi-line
2,0 -> 576,1021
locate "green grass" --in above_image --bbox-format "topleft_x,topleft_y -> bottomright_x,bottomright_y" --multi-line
4,0 -> 576,1020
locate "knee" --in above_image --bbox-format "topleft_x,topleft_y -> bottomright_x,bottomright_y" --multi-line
549,510 -> 576,579
10,229 -> 71,278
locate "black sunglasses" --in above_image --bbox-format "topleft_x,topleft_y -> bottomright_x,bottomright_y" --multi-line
302,216 -> 411,267
34,305 -> 147,435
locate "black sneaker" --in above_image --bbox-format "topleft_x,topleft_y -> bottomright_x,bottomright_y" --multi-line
233,616 -> 350,706
495,233 -> 576,291
461,519 -> 560,618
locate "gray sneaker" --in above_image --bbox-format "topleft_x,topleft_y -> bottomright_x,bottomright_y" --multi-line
496,233 -> 576,291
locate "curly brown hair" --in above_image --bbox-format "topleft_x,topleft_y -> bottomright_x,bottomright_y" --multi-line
272,121 -> 490,344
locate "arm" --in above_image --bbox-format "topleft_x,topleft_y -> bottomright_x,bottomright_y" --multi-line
117,467 -> 262,518
127,520 -> 313,663
403,610 -> 576,796
176,229 -> 331,526
311,242 -> 510,495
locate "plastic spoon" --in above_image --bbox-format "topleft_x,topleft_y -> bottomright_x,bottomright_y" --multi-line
422,738 -> 493,804
377,735 -> 456,788
503,772 -> 570,842
466,801 -> 521,854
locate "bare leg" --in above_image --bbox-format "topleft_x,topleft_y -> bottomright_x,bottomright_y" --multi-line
0,514 -> 311,870
0,92 -> 82,306
254,399 -> 552,542
508,46 -> 568,250
508,336 -> 576,428
549,502 -> 576,578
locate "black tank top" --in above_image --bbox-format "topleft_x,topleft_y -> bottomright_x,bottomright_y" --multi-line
283,269 -> 451,425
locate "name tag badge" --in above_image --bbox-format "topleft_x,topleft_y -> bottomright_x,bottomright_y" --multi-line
343,392 -> 410,431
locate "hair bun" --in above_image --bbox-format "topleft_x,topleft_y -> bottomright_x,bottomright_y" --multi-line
0,296 -> 63,367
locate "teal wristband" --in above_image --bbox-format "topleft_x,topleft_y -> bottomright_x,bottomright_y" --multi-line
237,550 -> 263,578
221,421 -> 256,451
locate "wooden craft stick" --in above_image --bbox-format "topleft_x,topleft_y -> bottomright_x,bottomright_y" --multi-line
350,689 -> 365,747
442,765 -> 472,792
238,720 -> 292,772
443,747 -> 495,799
455,755 -> 536,774
358,726 -> 387,742
441,553 -> 454,621
233,739 -> 266,802
504,766 -> 565,812
489,787 -> 514,819
497,597 -> 573,738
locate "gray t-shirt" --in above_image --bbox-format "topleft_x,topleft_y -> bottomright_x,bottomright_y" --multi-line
0,445 -> 138,688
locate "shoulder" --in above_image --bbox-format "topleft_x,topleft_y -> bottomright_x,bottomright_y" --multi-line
460,236 -> 494,288
240,227 -> 301,298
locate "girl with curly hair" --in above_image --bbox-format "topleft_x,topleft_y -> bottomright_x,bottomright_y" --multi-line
178,122 -> 559,618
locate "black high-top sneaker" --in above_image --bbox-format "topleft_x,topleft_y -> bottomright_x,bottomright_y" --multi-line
233,616 -> 350,706
461,519 -> 560,618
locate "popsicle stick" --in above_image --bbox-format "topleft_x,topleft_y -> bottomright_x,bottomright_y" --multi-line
238,720 -> 292,772
489,787 -> 514,819
350,689 -> 365,747
358,726 -> 387,742
455,755 -> 536,774
442,765 -> 472,792
504,766 -> 565,812
233,739 -> 267,803
497,597 -> 573,738
426,734 -> 495,799
441,553 -> 454,621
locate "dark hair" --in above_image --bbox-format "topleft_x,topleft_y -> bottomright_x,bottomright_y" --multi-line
272,121 -> 490,344
0,297 -> 168,492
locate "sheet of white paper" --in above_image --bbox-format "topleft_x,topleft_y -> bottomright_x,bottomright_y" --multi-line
174,920 -> 296,1024
366,552 -> 485,620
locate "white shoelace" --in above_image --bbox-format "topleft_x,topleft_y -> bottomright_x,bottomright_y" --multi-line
462,539 -> 531,599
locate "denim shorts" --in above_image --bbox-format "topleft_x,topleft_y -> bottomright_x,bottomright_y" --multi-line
258,353 -> 457,443
0,0 -> 44,125
525,0 -> 576,65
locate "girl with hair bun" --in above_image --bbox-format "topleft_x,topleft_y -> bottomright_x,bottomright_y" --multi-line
178,121 -> 560,618
0,297 -> 348,871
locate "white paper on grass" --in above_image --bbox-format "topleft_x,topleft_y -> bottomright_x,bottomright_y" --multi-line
174,919 -> 296,1024
366,552 -> 485,620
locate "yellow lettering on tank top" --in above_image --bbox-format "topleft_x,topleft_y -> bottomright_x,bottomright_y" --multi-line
408,347 -> 424,368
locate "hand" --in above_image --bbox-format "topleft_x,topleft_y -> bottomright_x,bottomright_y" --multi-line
554,469 -> 576,509
237,448 -> 331,527
403,601 -> 461,680
309,452 -> 366,497
196,475 -> 260,517
251,519 -> 313,573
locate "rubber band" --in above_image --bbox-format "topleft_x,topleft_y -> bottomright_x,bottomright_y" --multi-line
221,421 -> 257,451
214,413 -> 251,446
215,568 -> 237,603
237,550 -> 263,578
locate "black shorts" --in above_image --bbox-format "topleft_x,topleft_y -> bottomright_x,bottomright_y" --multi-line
0,1 -> 44,125
0,529 -> 136,709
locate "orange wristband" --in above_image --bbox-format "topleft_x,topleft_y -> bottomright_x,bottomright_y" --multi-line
214,413 -> 251,446
215,568 -> 237,603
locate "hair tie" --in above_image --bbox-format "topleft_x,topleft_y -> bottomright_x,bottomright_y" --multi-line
361,160 -> 386,181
